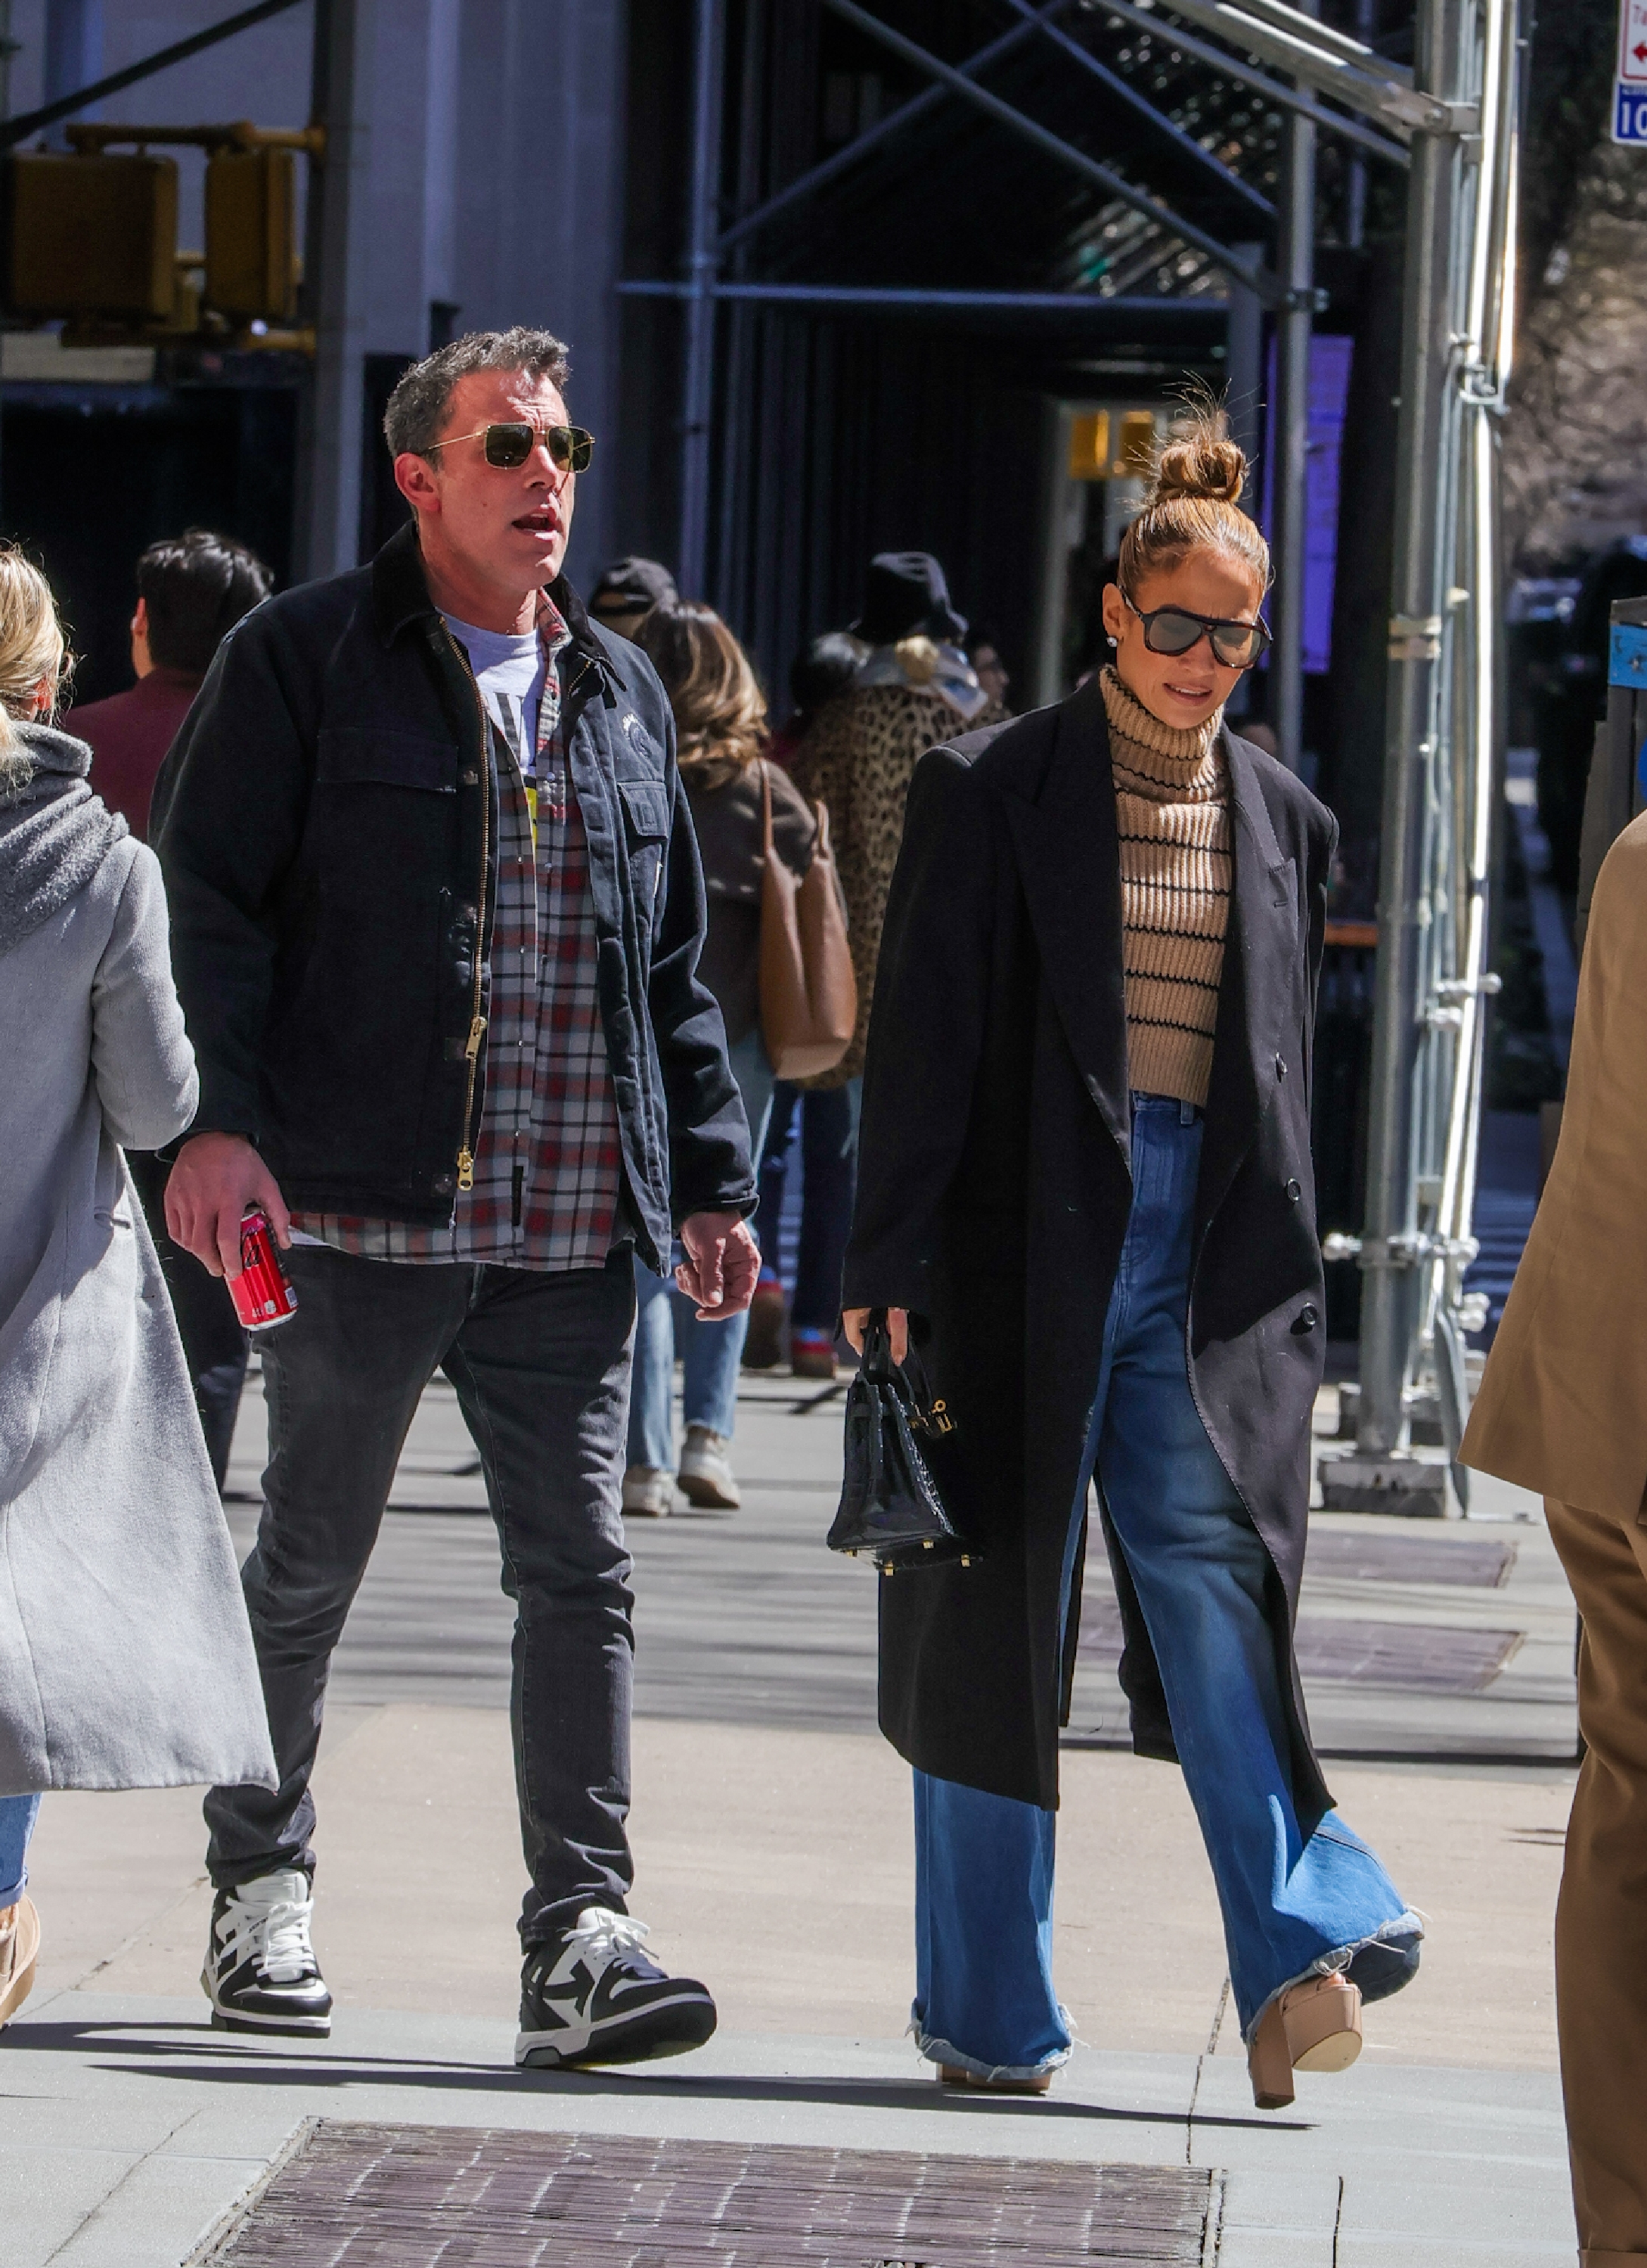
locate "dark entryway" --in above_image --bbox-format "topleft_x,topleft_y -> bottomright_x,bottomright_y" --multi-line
1,372 -> 299,708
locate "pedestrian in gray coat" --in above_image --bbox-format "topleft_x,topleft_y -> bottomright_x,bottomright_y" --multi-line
0,548 -> 274,2031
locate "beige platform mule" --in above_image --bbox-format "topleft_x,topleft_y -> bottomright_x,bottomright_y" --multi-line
1247,1971 -> 1363,2109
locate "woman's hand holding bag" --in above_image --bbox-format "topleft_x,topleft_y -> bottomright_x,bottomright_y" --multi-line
827,1312 -> 974,1572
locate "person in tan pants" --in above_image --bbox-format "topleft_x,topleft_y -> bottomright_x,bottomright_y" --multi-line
1463,810 -> 1647,2266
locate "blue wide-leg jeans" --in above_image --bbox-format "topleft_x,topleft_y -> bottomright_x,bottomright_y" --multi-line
913,1095 -> 1419,2079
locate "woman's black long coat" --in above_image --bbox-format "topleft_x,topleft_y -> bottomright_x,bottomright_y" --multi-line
841,674 -> 1338,1830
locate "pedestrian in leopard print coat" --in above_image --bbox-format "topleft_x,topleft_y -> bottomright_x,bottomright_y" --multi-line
792,554 -> 1006,1090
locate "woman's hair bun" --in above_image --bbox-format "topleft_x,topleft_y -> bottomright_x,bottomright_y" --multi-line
1149,410 -> 1247,508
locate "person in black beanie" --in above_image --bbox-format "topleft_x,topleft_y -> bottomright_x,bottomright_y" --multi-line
787,554 -> 1003,1377
588,556 -> 678,644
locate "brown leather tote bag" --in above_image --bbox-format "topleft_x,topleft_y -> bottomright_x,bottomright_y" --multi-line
758,760 -> 858,1081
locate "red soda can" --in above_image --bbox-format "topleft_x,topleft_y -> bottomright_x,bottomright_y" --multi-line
228,1207 -> 299,1331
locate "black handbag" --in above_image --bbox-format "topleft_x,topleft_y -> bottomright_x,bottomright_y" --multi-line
826,1315 -> 974,1574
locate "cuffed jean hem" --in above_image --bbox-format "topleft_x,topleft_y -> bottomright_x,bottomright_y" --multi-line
1580,2252 -> 1647,2264
0,1792 -> 41,1909
1242,1908 -> 1425,2044
910,2011 -> 1074,2084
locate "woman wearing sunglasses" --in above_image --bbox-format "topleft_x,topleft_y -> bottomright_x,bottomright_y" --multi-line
841,409 -> 1420,2109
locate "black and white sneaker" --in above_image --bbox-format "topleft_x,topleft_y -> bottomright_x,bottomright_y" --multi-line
202,1868 -> 333,2036
515,1906 -> 717,2068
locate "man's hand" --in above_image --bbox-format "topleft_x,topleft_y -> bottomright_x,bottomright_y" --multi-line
842,1307 -> 909,1364
675,1211 -> 760,1322
165,1132 -> 292,1280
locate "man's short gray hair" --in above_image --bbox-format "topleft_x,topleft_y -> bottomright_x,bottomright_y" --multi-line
384,327 -> 571,459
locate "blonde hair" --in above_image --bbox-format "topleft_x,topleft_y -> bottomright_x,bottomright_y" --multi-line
0,547 -> 69,739
1118,402 -> 1271,603
0,547 -> 70,792
634,601 -> 768,788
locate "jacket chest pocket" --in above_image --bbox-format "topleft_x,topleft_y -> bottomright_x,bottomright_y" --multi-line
619,777 -> 670,906
316,726 -> 459,794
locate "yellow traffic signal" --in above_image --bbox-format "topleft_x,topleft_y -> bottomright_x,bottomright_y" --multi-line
5,152 -> 178,321
1069,410 -> 1111,481
1118,409 -> 1158,476
206,144 -> 299,324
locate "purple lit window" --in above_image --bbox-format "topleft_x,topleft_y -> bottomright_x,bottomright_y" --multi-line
1260,333 -> 1354,675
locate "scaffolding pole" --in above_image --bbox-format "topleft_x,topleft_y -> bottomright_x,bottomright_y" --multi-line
1270,2 -> 1317,776
295,0 -> 375,582
1341,0 -> 1519,1502
678,0 -> 726,600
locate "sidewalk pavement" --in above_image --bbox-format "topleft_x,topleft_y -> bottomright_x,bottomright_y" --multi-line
4,2000 -> 1568,2268
1,1369 -> 1583,2264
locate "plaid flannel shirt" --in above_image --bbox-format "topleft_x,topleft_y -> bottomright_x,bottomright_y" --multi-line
290,594 -> 623,1268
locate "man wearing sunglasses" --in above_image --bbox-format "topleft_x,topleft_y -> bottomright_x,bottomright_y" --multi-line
153,327 -> 755,2069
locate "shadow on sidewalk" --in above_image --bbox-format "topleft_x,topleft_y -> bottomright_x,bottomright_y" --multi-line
5,2014 -> 1305,2135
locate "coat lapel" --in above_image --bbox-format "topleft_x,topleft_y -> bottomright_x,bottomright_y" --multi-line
1197,732 -> 1299,1233
1000,679 -> 1131,1160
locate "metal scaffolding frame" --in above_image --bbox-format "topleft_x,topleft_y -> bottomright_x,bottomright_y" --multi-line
1342,0 -> 1521,1498
628,0 -> 1418,766
639,0 -> 1519,1485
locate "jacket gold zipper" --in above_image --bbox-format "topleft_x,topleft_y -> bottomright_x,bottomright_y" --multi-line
448,634 -> 492,1193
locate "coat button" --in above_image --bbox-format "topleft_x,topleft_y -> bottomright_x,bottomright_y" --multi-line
459,902 -> 478,925
1286,1178 -> 1302,1201
434,1174 -> 454,1195
1275,1055 -> 1288,1078
1292,1302 -> 1320,1334
461,767 -> 479,786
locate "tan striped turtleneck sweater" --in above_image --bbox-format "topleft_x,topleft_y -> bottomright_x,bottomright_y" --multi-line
1101,665 -> 1230,1108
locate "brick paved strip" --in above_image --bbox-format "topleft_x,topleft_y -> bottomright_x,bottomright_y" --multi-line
1302,1532 -> 1517,1588
1078,1604 -> 1523,1693
212,2121 -> 1213,2265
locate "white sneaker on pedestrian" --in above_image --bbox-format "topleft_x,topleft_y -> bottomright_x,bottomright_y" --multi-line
678,1425 -> 740,1509
515,1906 -> 717,2068
622,1465 -> 675,1517
202,1868 -> 333,2035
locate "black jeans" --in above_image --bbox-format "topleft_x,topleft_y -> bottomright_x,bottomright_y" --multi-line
203,1244 -> 637,1947
755,1083 -> 857,1331
126,1149 -> 250,1490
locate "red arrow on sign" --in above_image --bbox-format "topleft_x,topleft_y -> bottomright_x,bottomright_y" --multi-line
1635,41 -> 1647,60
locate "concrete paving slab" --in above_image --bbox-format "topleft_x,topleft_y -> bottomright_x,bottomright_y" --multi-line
1338,2236 -> 1571,2265
0,1995 -> 1572,2266
0,2143 -> 130,2262
46,2146 -> 278,2268
1214,2167 -> 1343,2267
1217,2234 -> 1338,2267
1191,2054 -> 1572,2260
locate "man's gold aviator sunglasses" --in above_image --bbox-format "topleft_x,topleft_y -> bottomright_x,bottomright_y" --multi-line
425,422 -> 594,472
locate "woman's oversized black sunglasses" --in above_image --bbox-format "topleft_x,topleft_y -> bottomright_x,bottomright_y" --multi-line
1125,593 -> 1270,671
426,421 -> 595,472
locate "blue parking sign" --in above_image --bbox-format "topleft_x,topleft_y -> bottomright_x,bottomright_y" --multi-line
1616,82 -> 1647,139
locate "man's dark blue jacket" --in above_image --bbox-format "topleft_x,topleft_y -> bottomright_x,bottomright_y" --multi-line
150,519 -> 753,1270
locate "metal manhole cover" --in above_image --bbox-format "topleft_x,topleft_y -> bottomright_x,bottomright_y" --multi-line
1078,1605 -> 1521,1692
213,2122 -> 1214,2265
1304,1532 -> 1516,1588
1294,1619 -> 1523,1690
